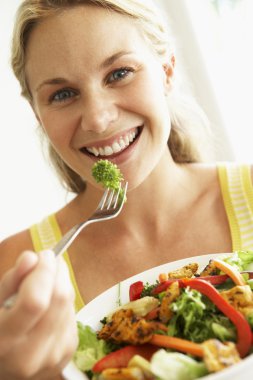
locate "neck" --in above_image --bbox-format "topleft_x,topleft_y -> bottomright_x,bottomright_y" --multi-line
67,152 -> 202,238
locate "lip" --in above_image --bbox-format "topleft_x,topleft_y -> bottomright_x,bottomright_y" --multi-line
83,127 -> 138,149
80,126 -> 143,163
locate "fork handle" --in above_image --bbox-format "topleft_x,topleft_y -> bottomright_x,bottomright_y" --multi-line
53,221 -> 89,256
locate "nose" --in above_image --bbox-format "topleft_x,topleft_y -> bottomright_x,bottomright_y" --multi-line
80,91 -> 118,133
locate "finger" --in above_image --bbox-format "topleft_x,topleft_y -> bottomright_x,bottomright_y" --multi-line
26,256 -> 76,338
26,258 -> 77,365
0,251 -> 38,304
0,250 -> 57,338
5,258 -> 77,377
16,306 -> 78,378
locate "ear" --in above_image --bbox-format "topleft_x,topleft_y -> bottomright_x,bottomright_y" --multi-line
163,55 -> 175,91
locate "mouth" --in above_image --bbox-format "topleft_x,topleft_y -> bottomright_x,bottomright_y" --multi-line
80,126 -> 142,159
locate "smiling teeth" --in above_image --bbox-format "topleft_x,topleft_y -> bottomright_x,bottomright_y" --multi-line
86,129 -> 138,157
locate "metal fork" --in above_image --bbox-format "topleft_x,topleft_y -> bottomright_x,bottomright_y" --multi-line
53,181 -> 128,256
3,182 -> 128,309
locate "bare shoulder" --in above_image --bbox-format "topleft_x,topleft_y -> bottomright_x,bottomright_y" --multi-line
0,229 -> 34,277
187,162 -> 218,185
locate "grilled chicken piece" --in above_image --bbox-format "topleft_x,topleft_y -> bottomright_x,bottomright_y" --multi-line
220,285 -> 253,318
101,367 -> 148,380
98,309 -> 166,345
159,281 -> 180,323
199,260 -> 219,276
202,339 -> 241,372
167,263 -> 199,279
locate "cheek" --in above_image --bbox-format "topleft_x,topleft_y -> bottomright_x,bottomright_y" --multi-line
132,70 -> 168,111
39,112 -> 75,150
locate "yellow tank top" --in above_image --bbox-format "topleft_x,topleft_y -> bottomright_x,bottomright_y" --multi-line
30,214 -> 84,312
218,163 -> 253,250
30,163 -> 253,313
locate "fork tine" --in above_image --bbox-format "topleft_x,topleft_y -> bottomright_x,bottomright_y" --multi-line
105,188 -> 115,209
97,187 -> 110,209
117,182 -> 127,208
112,183 -> 122,208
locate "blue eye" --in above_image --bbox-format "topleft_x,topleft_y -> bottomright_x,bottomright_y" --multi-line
50,88 -> 76,103
107,67 -> 133,83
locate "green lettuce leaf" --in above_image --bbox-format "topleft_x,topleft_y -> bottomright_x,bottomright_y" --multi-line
73,322 -> 110,372
168,288 -> 235,343
223,250 -> 253,271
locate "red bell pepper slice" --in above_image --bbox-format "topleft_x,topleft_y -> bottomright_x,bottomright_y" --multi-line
151,279 -> 184,295
151,275 -> 229,295
131,272 -> 253,299
181,278 -> 252,358
92,344 -> 158,373
129,281 -> 144,301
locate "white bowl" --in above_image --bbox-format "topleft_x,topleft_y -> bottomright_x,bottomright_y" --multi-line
63,253 -> 253,380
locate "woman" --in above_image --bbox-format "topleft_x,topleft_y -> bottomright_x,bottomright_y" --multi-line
1,0 -> 253,378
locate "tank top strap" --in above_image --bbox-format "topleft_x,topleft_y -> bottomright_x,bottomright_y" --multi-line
30,214 -> 85,312
218,162 -> 253,251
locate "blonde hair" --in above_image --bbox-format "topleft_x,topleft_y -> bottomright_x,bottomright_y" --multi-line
11,0 -> 212,193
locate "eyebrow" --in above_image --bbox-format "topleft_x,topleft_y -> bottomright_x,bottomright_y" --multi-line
99,50 -> 133,70
36,77 -> 68,92
35,50 -> 133,92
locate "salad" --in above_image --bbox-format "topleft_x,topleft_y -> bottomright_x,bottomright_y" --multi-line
73,251 -> 253,380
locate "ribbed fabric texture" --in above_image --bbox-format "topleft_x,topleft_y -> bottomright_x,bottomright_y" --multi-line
218,163 -> 253,251
30,214 -> 84,312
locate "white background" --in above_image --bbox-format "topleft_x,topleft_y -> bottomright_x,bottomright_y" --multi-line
0,0 -> 72,241
1,0 -> 253,241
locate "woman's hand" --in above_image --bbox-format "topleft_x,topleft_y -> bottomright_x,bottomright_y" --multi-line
0,250 -> 78,380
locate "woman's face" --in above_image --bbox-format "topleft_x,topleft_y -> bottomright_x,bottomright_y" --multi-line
26,5 -> 173,188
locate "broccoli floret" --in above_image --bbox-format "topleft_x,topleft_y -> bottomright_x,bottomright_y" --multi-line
92,159 -> 123,190
92,159 -> 127,203
92,160 -> 126,202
